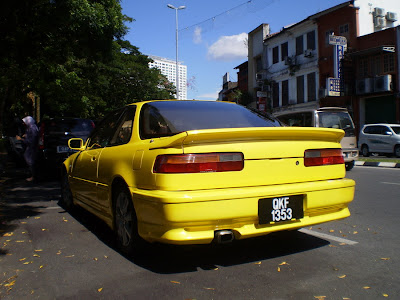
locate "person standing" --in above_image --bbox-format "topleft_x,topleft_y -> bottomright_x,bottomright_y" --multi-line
16,116 -> 39,182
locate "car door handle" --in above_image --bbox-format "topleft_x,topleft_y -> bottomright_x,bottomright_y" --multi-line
91,156 -> 96,162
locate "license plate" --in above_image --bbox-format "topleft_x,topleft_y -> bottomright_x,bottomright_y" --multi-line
57,146 -> 71,153
258,195 -> 304,224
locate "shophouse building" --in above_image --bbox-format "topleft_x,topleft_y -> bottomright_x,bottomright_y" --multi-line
246,0 -> 400,131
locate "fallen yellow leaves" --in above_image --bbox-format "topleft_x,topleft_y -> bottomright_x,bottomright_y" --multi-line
363,286 -> 371,289
383,294 -> 389,297
254,261 -> 262,265
98,288 -> 103,292
3,232 -> 13,237
338,275 -> 346,279
381,258 -> 390,261
314,296 -> 326,300
4,280 -> 16,287
34,249 -> 43,252
204,287 -> 215,290
170,281 -> 181,284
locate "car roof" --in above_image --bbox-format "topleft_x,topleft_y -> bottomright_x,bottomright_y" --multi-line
363,123 -> 400,127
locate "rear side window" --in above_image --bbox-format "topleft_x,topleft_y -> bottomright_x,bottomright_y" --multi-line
391,126 -> 400,134
364,125 -> 384,135
139,101 -> 280,139
276,112 -> 313,127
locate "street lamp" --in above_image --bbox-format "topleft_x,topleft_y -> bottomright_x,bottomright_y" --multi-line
167,4 -> 185,99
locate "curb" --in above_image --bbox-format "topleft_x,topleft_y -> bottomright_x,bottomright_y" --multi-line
355,161 -> 400,168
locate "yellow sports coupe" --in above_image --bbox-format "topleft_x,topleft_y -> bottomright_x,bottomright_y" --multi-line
61,100 -> 355,254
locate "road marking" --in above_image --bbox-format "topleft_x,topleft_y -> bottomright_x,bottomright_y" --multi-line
381,182 -> 400,186
299,229 -> 358,245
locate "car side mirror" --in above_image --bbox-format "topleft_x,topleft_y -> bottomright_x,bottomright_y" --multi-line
384,131 -> 393,136
68,138 -> 85,150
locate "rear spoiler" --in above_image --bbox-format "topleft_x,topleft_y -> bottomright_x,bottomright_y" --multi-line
149,127 -> 345,150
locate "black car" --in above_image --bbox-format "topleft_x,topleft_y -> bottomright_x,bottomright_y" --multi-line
38,118 -> 95,175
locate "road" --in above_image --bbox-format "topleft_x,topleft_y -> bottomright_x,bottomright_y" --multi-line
1,166 -> 399,299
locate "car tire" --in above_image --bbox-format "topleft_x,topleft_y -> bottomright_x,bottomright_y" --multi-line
113,184 -> 146,255
394,145 -> 400,158
345,160 -> 354,171
361,145 -> 370,157
60,172 -> 74,210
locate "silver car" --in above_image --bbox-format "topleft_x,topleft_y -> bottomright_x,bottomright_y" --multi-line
359,124 -> 400,157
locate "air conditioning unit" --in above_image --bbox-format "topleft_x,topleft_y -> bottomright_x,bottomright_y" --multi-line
284,56 -> 295,66
356,78 -> 373,95
374,75 -> 392,92
386,12 -> 398,22
304,49 -> 314,58
374,7 -> 385,17
374,16 -> 387,28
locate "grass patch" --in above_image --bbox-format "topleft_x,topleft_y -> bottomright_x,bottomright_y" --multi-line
358,157 -> 400,163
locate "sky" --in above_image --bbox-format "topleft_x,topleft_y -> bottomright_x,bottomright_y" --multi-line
121,0 -> 347,100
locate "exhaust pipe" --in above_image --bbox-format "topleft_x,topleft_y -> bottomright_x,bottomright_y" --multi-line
214,230 -> 235,244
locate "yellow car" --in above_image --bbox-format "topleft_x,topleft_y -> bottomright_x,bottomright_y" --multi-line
61,100 -> 355,254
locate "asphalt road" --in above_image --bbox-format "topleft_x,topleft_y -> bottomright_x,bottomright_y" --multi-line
1,165 -> 399,299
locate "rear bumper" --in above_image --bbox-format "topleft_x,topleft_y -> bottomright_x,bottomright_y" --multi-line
130,178 -> 355,245
342,148 -> 359,163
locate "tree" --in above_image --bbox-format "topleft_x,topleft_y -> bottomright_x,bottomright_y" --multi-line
0,0 -> 174,133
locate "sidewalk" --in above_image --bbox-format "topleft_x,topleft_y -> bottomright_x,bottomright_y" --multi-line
355,160 -> 400,168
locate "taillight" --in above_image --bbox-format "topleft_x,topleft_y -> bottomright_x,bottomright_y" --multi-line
153,153 -> 244,173
304,149 -> 344,167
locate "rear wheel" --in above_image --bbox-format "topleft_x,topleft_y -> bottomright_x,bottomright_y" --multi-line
60,172 -> 74,210
345,160 -> 355,171
394,145 -> 400,158
361,145 -> 370,157
114,184 -> 145,255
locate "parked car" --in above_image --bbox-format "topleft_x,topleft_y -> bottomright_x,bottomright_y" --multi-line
274,107 -> 359,171
61,100 -> 355,255
359,123 -> 400,157
38,118 -> 95,175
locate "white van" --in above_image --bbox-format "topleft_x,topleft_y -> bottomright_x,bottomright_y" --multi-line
274,107 -> 359,170
358,124 -> 400,157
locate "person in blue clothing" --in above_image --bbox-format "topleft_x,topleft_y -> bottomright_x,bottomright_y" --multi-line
16,116 -> 39,182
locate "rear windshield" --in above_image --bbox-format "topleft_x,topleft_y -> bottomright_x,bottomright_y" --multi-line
140,101 -> 280,139
45,119 -> 94,133
317,111 -> 355,137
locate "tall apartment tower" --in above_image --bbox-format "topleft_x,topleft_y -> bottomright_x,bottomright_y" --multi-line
148,55 -> 187,100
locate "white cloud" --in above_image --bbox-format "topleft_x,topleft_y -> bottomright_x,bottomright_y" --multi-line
207,33 -> 248,61
193,26 -> 202,44
197,91 -> 219,100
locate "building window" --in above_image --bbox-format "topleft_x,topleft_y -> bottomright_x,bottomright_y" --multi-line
307,72 -> 316,102
297,75 -> 304,103
325,30 -> 334,45
255,56 -> 262,72
339,24 -> 349,36
306,30 -> 316,50
281,42 -> 288,61
273,46 -> 279,64
296,35 -> 303,56
272,81 -> 280,108
282,80 -> 289,106
359,58 -> 368,77
371,55 -> 381,76
383,53 -> 395,73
